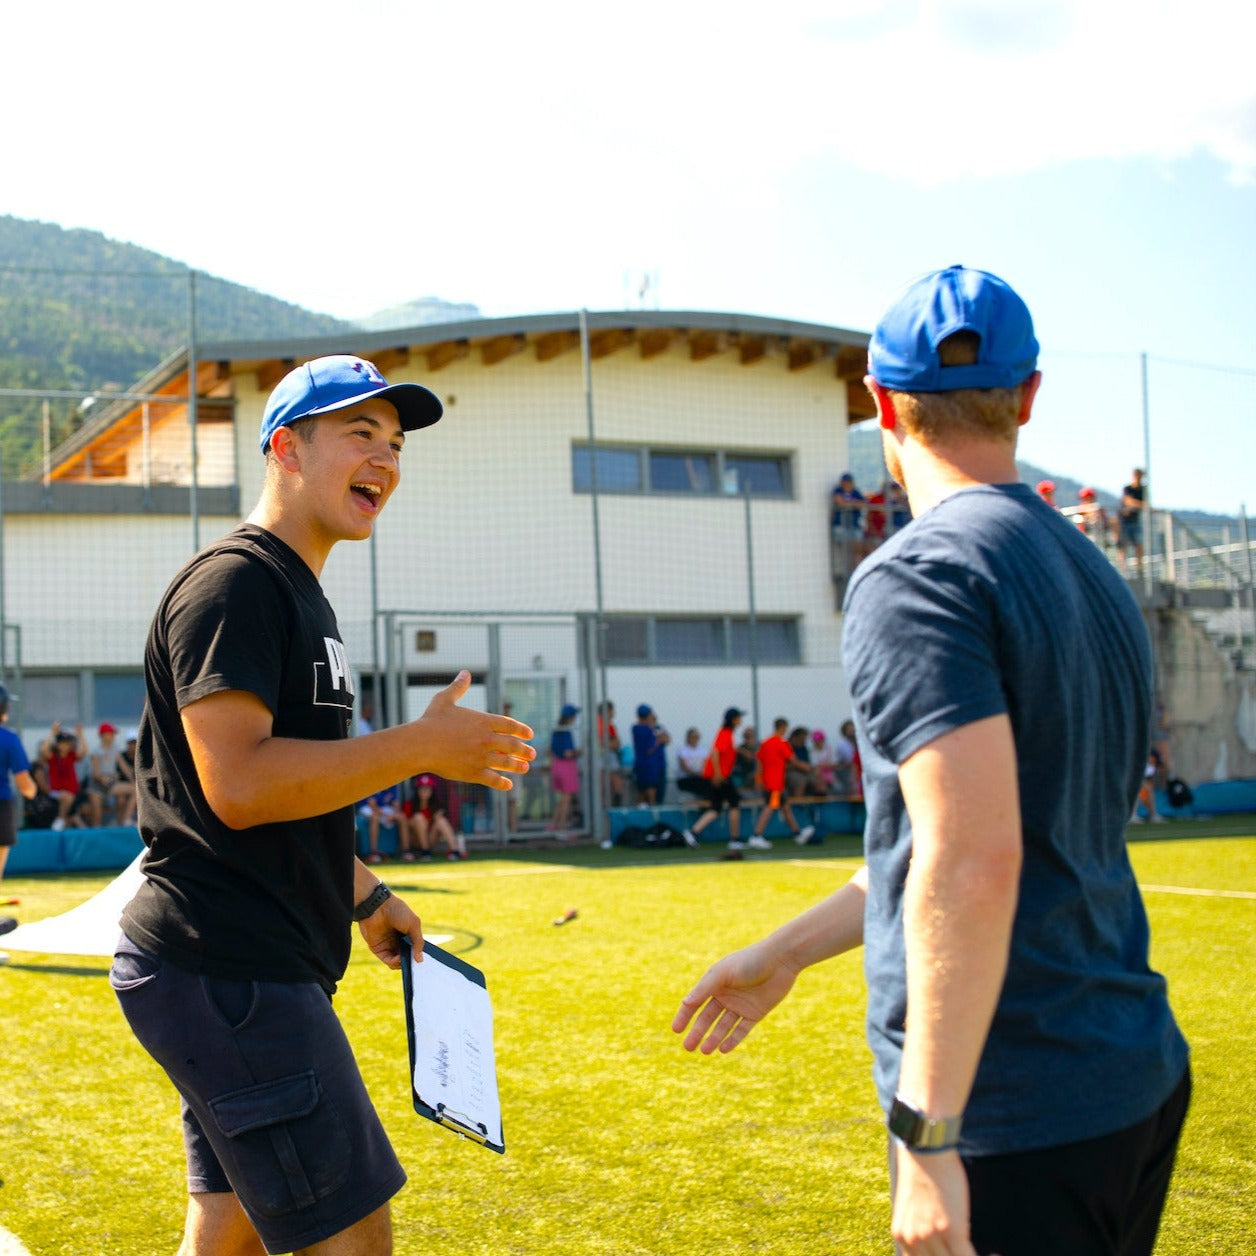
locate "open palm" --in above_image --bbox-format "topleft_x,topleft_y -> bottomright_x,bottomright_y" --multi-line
673,942 -> 800,1055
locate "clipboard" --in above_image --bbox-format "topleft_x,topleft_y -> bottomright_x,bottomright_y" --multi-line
401,937 -> 505,1154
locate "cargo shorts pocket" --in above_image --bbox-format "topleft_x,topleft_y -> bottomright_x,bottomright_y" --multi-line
208,1071 -> 351,1218
109,936 -> 162,992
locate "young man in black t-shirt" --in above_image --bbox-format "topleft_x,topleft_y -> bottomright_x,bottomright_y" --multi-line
111,355 -> 535,1256
1119,467 -> 1147,570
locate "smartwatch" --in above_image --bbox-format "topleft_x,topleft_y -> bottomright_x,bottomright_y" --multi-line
887,1095 -> 963,1153
352,881 -> 392,922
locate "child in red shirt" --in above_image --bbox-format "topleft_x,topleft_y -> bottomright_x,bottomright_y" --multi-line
751,718 -> 816,847
683,707 -> 747,853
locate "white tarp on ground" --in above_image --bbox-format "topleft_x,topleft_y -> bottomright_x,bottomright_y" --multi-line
3,853 -> 144,957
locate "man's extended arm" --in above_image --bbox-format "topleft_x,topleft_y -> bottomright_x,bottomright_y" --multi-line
181,670 -> 534,830
890,713 -> 1022,1254
673,865 -> 868,1054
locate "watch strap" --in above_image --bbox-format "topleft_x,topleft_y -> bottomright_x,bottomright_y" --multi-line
352,881 -> 392,922
887,1095 -> 963,1152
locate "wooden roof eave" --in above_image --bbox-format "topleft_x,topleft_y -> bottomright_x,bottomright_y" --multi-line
48,310 -> 873,472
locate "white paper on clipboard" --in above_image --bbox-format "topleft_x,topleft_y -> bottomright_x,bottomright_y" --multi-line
403,939 -> 504,1153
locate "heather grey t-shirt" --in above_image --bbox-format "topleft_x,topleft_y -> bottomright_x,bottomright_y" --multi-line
843,482 -> 1187,1156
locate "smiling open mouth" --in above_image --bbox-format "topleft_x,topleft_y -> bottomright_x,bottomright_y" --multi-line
351,482 -> 382,508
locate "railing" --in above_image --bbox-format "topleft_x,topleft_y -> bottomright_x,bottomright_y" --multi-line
831,501 -> 1256,667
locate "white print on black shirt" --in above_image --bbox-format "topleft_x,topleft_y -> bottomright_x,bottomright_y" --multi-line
313,636 -> 356,709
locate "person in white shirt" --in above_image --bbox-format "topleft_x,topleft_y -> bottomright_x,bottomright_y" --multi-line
675,727 -> 711,800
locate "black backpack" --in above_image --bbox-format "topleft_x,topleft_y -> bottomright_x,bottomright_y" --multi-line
1166,778 -> 1193,809
612,823 -> 687,849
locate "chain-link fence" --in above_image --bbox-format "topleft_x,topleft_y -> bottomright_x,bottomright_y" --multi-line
0,309 -> 874,844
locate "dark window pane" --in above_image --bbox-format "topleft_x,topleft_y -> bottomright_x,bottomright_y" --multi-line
730,619 -> 800,663
604,618 -> 648,661
572,446 -> 642,493
725,455 -> 789,496
94,674 -> 146,725
19,674 -> 80,726
649,451 -> 715,494
655,619 -> 724,662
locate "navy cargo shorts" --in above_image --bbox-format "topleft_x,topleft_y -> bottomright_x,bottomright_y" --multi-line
110,932 -> 406,1254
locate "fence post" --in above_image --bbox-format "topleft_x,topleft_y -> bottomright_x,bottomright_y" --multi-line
1242,507 -> 1256,669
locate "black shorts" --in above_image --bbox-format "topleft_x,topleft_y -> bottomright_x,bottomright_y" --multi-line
701,779 -> 740,812
932,1068 -> 1190,1256
0,797 -> 17,846
110,933 -> 406,1254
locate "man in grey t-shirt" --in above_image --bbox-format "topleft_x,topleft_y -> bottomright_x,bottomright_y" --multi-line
674,266 -> 1188,1255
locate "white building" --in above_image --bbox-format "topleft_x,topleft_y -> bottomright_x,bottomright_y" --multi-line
12,309 -> 874,797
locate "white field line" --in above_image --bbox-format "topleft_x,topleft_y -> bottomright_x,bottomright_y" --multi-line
422,856 -> 861,877
454,861 -> 1250,897
0,1225 -> 33,1256
1140,883 -> 1256,900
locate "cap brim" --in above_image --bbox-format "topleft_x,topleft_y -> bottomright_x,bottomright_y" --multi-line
305,381 -> 443,431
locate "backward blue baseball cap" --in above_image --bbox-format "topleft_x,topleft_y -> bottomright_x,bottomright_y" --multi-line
260,354 -> 443,451
868,265 -> 1039,393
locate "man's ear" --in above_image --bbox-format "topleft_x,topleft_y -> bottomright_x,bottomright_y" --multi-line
865,377 -> 897,430
1017,371 -> 1043,427
268,425 -> 302,471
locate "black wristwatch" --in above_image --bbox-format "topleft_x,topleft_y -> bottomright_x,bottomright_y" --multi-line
887,1095 -> 963,1153
352,881 -> 392,922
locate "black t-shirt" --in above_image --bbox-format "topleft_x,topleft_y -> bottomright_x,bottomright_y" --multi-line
120,525 -> 358,993
1121,482 -> 1145,521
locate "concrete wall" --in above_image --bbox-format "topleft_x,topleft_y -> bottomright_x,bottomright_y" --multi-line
1153,606 -> 1256,783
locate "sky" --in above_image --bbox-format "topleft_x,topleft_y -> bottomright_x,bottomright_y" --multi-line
4,0 -> 1255,515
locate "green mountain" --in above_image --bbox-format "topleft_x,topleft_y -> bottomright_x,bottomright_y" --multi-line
0,214 -> 355,476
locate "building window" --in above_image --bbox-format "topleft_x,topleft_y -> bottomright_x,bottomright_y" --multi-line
729,619 -> 800,663
572,446 -> 643,493
17,674 -> 81,727
723,454 -> 789,497
573,444 -> 792,498
649,451 -> 716,495
8,670 -> 145,732
603,618 -> 648,661
94,673 -> 146,726
655,617 -> 724,661
602,616 -> 801,664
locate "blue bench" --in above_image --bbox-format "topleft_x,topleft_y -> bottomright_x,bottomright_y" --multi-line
605,797 -> 866,844
7,826 -> 144,874
5,818 -> 424,874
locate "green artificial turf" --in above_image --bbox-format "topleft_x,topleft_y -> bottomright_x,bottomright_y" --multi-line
0,829 -> 1252,1254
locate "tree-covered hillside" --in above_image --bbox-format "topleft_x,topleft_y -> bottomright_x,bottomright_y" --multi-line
0,215 -> 355,475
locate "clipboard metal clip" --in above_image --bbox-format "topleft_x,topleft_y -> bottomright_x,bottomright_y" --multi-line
435,1103 -> 490,1145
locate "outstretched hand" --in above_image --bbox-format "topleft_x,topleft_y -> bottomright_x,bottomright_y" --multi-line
419,671 -> 536,790
672,939 -> 800,1054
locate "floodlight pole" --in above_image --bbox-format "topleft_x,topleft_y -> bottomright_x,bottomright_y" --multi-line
1242,506 -> 1256,670
1140,351 -> 1152,603
579,309 -> 608,845
187,269 -> 201,551
743,482 -> 761,735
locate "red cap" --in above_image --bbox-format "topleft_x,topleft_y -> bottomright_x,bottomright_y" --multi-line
98,722 -> 117,736
1035,479 -> 1056,495
1078,486 -> 1096,499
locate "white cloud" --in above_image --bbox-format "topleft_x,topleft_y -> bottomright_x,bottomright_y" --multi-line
798,1 -> 1256,183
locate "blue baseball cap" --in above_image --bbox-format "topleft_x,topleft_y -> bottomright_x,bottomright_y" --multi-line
560,703 -> 580,720
636,704 -> 653,718
868,266 -> 1038,393
259,354 -> 443,451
